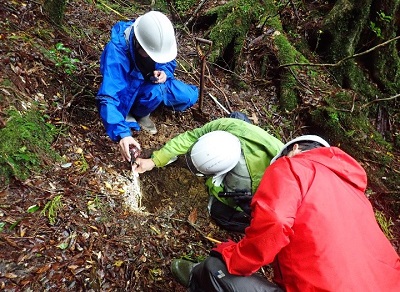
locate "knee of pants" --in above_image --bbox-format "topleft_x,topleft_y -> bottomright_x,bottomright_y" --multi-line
131,86 -> 164,116
191,257 -> 285,292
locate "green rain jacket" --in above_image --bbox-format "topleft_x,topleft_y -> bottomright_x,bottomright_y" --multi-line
151,118 -> 284,206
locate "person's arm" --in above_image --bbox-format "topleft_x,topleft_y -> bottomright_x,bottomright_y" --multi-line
218,159 -> 303,275
97,41 -> 136,141
151,118 -> 241,167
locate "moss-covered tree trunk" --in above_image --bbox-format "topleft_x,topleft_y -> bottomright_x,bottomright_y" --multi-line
308,0 -> 400,206
319,0 -> 400,96
43,0 -> 66,26
370,0 -> 400,94
202,0 -> 308,111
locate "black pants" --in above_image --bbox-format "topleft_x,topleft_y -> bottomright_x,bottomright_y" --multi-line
209,196 -> 251,233
189,257 -> 284,292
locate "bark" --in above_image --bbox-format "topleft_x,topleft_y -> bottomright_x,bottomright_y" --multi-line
319,0 -> 400,96
370,0 -> 400,94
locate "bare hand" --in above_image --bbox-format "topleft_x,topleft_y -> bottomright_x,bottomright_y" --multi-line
152,70 -> 166,83
119,136 -> 141,162
132,158 -> 155,173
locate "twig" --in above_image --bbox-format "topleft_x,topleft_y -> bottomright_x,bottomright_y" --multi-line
250,98 -> 262,116
64,85 -> 87,109
362,93 -> 399,108
186,220 -> 221,244
208,93 -> 231,114
288,67 -> 314,94
279,36 -> 400,69
204,236 -> 222,244
184,0 -> 208,28
175,58 -> 200,86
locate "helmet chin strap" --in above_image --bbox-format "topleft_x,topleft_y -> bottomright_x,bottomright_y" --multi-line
212,173 -> 228,187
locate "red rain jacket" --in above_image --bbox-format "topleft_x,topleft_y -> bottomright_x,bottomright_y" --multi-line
219,147 -> 400,291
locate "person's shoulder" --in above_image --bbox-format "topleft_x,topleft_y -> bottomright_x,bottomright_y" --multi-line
110,20 -> 133,32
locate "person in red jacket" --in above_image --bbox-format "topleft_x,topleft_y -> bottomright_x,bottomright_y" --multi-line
171,135 -> 400,291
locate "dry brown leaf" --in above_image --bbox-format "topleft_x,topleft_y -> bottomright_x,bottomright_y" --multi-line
188,208 -> 198,224
36,263 -> 52,274
5,272 -> 18,279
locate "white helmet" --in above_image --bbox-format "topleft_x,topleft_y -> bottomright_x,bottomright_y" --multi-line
133,11 -> 177,63
270,135 -> 330,164
186,131 -> 241,184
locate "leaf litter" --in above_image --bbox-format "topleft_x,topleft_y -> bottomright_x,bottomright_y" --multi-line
0,0 -> 398,290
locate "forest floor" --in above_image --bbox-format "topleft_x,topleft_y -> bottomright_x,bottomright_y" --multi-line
0,0 -> 398,291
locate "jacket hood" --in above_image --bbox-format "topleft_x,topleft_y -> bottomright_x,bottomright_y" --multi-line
110,20 -> 134,49
300,147 -> 367,192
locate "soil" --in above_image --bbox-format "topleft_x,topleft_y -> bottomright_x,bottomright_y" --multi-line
0,1 -> 398,291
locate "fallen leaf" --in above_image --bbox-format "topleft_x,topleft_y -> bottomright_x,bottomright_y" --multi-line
36,263 -> 51,274
105,182 -> 112,190
57,242 -> 69,250
188,208 -> 198,224
61,162 -> 72,168
68,265 -> 79,270
5,273 -> 18,279
27,204 -> 40,213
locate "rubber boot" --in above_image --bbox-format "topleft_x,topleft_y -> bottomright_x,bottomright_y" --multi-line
138,114 -> 157,134
170,259 -> 199,287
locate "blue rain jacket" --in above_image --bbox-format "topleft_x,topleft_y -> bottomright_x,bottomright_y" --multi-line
97,20 -> 199,141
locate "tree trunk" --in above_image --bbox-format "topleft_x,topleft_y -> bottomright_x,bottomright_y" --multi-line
319,0 -> 400,96
370,0 -> 400,94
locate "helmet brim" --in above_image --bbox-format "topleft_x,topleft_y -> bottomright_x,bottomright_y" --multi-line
270,135 -> 330,164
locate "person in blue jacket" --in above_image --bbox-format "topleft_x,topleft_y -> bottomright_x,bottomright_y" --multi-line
96,11 -> 199,162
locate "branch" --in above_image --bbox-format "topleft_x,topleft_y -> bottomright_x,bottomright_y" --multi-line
362,93 -> 400,108
278,36 -> 400,69
184,0 -> 208,28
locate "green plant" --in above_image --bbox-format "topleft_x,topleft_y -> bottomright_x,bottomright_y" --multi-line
328,111 -> 339,123
369,21 -> 382,38
172,0 -> 198,16
48,42 -> 80,75
369,11 -> 391,39
377,11 -> 392,23
0,109 -> 60,186
374,210 -> 394,240
87,195 -> 104,213
41,194 -> 63,225
78,152 -> 89,173
181,252 -> 207,263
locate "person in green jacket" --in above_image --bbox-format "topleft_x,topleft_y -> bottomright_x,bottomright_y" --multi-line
133,117 -> 283,232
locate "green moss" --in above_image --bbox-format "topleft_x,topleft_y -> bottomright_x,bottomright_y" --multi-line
0,108 -> 60,186
206,0 -> 266,64
309,89 -> 397,197
374,210 -> 395,240
372,47 -> 400,94
273,34 -> 307,111
172,0 -> 198,16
